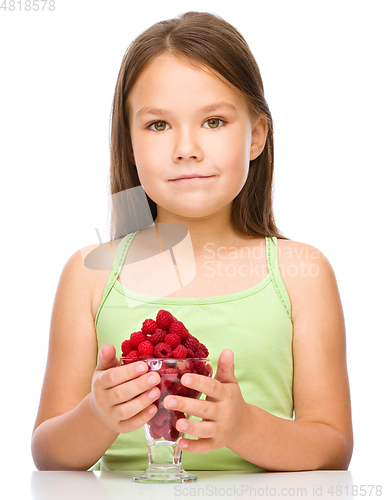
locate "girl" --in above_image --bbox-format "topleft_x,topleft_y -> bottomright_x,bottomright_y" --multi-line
32,11 -> 353,472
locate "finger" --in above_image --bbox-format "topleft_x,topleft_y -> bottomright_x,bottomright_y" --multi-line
214,349 -> 237,384
176,418 -> 215,439
180,373 -> 225,401
177,437 -> 214,454
118,403 -> 159,434
98,361 -> 149,390
163,394 -> 215,420
109,371 -> 161,405
95,344 -> 119,371
112,385 -> 160,423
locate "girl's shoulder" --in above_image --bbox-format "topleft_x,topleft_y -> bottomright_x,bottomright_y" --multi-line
276,238 -> 328,268
61,238 -> 124,320
275,238 -> 340,321
79,237 -> 124,271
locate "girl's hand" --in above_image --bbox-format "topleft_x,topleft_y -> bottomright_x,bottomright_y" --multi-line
163,349 -> 251,453
89,344 -> 161,434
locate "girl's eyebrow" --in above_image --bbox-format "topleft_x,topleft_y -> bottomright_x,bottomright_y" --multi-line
201,102 -> 237,114
135,101 -> 237,120
136,107 -> 166,119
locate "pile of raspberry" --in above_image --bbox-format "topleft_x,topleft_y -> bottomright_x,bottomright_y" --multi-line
120,310 -> 211,442
144,357 -> 212,441
120,309 -> 209,361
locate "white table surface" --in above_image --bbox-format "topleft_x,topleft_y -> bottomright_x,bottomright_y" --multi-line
6,469 -> 383,500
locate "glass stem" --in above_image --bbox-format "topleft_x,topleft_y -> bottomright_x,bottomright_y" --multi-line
146,443 -> 182,471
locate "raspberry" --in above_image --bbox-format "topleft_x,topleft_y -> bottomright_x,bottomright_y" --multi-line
171,410 -> 185,424
169,320 -> 189,340
121,339 -> 133,355
138,340 -> 154,356
142,318 -> 157,335
193,360 -> 212,376
194,349 -> 208,359
186,348 -> 195,358
130,331 -> 147,349
150,409 -> 183,441
195,343 -> 209,358
149,328 -> 166,345
153,409 -> 170,426
169,426 -> 180,441
172,344 -> 187,359
163,368 -> 179,383
126,350 -> 139,361
176,359 -> 194,375
154,342 -> 173,358
149,424 -> 162,440
187,388 -> 200,399
183,335 -> 199,351
168,383 -> 189,396
139,354 -> 154,360
159,425 -> 171,440
156,309 -> 174,329
157,368 -> 179,393
158,377 -> 173,393
164,333 -> 181,349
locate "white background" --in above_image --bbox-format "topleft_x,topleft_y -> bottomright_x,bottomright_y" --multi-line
0,0 -> 383,480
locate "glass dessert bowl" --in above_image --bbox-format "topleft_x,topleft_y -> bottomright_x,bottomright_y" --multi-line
121,357 -> 212,483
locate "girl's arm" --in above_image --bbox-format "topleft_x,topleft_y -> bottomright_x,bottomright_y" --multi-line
31,250 -> 160,471
163,243 -> 353,470
231,242 -> 353,470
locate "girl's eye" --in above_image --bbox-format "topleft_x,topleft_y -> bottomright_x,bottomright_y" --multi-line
203,118 -> 225,129
149,121 -> 169,132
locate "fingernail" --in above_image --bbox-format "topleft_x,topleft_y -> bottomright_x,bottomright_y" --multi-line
147,374 -> 157,384
148,389 -> 158,399
184,376 -> 192,385
179,421 -> 188,431
148,406 -> 156,415
166,397 -> 177,408
136,363 -> 146,373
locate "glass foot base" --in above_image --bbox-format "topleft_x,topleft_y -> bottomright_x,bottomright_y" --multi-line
132,466 -> 197,484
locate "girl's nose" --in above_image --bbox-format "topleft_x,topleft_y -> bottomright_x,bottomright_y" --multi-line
172,129 -> 204,162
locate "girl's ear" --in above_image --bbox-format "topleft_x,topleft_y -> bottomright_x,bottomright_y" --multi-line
249,115 -> 269,161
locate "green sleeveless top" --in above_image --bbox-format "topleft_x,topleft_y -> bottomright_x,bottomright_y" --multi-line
93,232 -> 293,471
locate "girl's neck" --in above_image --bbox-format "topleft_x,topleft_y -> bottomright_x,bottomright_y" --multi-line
154,208 -> 249,259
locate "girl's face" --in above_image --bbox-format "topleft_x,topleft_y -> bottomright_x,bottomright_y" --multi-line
128,54 -> 265,222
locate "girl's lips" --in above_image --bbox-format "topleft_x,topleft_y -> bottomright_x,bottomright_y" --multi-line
169,175 -> 215,182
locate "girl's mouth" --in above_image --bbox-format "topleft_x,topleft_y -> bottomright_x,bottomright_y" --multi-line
169,175 -> 215,182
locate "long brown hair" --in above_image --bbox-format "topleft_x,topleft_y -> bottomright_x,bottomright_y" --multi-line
109,11 -> 287,240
